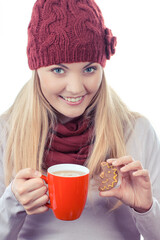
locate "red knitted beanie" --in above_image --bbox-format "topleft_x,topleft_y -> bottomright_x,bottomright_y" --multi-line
27,0 -> 117,70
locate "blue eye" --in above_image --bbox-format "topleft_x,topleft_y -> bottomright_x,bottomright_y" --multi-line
84,66 -> 96,73
51,68 -> 65,74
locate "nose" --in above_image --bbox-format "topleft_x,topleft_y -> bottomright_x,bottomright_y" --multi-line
66,74 -> 85,95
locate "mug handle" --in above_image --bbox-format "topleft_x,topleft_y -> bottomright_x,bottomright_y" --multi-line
41,175 -> 52,209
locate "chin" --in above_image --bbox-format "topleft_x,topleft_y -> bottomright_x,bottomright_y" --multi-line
69,110 -> 85,118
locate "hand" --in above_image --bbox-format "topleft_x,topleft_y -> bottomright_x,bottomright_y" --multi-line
12,168 -> 49,215
99,156 -> 153,213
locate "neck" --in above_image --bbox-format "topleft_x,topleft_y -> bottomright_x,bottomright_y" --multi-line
56,112 -> 83,124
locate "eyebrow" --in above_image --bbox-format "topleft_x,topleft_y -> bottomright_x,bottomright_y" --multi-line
57,62 -> 94,70
58,64 -> 69,69
83,62 -> 94,69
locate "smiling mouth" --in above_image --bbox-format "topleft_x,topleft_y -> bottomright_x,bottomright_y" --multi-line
60,96 -> 83,103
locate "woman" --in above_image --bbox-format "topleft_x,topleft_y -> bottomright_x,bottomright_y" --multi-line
0,0 -> 160,239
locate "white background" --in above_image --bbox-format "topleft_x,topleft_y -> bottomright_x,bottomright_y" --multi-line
0,1 -> 159,239
0,0 -> 160,139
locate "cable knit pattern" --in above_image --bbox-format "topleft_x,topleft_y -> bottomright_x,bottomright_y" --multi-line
27,0 -> 117,70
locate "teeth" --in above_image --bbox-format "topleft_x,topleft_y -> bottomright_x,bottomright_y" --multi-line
63,96 -> 82,102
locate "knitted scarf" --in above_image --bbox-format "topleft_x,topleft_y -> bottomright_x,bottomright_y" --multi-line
42,118 -> 94,170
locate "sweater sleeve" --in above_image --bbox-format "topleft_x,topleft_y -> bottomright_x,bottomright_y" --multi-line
128,118 -> 160,240
0,118 -> 27,240
131,197 -> 160,240
0,184 -> 27,240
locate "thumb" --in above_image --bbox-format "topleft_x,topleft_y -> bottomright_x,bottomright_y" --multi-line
99,187 -> 121,200
15,168 -> 42,180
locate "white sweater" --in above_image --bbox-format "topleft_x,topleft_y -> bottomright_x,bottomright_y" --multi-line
0,117 -> 160,240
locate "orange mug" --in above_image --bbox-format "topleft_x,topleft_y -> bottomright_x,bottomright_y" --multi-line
41,164 -> 89,221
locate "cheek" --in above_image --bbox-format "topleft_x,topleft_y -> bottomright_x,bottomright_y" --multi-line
39,78 -> 64,97
85,76 -> 102,93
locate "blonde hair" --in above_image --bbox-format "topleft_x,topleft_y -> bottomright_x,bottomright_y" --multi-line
3,70 -> 138,185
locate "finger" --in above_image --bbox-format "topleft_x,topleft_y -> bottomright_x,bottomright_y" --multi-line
107,158 -> 117,164
132,169 -> 150,179
99,187 -> 121,200
24,194 -> 49,211
20,185 -> 48,205
15,168 -> 42,180
27,205 -> 49,215
120,161 -> 142,173
24,177 -> 45,192
111,156 -> 134,167
17,178 -> 45,196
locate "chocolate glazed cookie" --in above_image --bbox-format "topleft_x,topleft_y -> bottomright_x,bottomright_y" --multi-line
98,162 -> 118,191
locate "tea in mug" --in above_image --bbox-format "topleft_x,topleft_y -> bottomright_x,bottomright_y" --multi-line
52,170 -> 85,177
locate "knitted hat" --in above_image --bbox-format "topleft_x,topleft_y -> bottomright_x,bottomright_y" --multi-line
27,0 -> 117,70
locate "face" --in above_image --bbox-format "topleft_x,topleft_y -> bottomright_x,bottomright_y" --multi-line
37,62 -> 103,123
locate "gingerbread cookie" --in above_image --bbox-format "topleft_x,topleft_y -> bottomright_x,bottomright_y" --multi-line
98,162 -> 118,191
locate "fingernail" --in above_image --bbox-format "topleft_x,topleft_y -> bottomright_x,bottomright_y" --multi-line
121,165 -> 129,171
34,171 -> 42,177
120,166 -> 126,171
107,159 -> 112,162
112,161 -> 117,166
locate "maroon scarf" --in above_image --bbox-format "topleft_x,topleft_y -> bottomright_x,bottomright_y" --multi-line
42,118 -> 94,170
